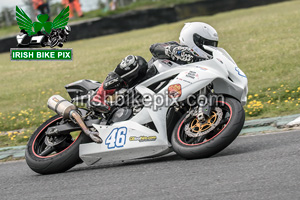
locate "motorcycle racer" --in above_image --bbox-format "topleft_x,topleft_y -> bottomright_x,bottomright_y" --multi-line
90,22 -> 219,113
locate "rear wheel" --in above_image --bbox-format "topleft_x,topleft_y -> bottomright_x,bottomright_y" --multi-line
171,97 -> 245,159
25,115 -> 92,174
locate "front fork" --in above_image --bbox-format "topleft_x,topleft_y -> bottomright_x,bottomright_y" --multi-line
197,85 -> 215,118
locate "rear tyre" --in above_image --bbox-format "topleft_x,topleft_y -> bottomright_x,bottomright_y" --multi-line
171,97 -> 245,159
25,115 -> 92,174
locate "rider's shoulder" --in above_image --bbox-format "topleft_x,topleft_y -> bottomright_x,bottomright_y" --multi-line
150,41 -> 180,47
165,41 -> 180,46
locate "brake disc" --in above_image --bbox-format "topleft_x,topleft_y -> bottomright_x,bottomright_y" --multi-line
184,107 -> 223,137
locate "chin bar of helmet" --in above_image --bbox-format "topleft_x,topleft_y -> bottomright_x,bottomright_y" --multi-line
47,95 -> 102,143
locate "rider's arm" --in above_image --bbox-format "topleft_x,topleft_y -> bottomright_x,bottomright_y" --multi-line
149,41 -> 180,59
150,41 -> 198,63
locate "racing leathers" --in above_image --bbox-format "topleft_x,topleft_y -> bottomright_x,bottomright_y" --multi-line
90,41 -> 204,113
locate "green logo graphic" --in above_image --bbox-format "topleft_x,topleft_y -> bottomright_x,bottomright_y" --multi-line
16,6 -> 70,36
12,6 -> 73,61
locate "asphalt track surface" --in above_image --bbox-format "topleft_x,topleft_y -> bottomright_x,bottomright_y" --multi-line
1,130 -> 300,200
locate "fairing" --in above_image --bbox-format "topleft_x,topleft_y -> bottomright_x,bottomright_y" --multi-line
79,45 -> 248,166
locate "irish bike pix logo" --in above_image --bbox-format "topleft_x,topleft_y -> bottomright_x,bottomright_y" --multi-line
10,6 -> 73,61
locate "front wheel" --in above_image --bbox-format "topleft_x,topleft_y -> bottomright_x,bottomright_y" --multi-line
25,115 -> 92,174
171,97 -> 245,159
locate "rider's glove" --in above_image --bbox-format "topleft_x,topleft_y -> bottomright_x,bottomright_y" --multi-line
166,46 -> 194,62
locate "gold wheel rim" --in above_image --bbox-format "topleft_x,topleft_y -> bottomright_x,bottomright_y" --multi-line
190,111 -> 218,133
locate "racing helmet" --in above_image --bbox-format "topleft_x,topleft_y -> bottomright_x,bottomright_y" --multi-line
179,22 -> 218,58
64,25 -> 71,35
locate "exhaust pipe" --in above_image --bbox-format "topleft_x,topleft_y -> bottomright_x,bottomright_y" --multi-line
47,95 -> 102,143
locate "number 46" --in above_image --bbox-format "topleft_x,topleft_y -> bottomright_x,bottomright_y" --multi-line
105,127 -> 127,149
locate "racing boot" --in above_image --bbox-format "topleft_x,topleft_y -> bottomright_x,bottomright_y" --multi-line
90,84 -> 116,113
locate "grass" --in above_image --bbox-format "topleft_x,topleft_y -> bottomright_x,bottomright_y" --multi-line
0,128 -> 34,147
0,0 -> 300,147
0,25 -> 19,38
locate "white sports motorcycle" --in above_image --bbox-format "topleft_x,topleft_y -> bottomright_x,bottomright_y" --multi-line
25,46 -> 248,174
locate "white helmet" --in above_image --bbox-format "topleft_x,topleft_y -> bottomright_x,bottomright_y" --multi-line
179,22 -> 218,58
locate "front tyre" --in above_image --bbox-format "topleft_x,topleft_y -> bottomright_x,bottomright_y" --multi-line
25,115 -> 92,174
171,97 -> 245,159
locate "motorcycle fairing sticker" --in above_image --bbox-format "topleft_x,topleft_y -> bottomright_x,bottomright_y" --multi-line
185,71 -> 200,79
235,67 -> 247,78
129,136 -> 157,142
105,127 -> 127,149
196,66 -> 208,71
168,84 -> 182,98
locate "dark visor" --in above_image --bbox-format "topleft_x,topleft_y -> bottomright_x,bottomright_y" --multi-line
193,33 -> 218,48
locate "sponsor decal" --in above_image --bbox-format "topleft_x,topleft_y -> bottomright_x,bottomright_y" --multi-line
11,6 -> 72,61
176,77 -> 192,84
162,60 -> 173,67
186,71 -> 199,79
168,84 -> 182,98
190,48 -> 199,56
52,97 -> 59,102
129,136 -> 157,142
105,127 -> 127,149
105,78 -> 119,87
196,66 -> 208,71
235,67 -> 247,78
